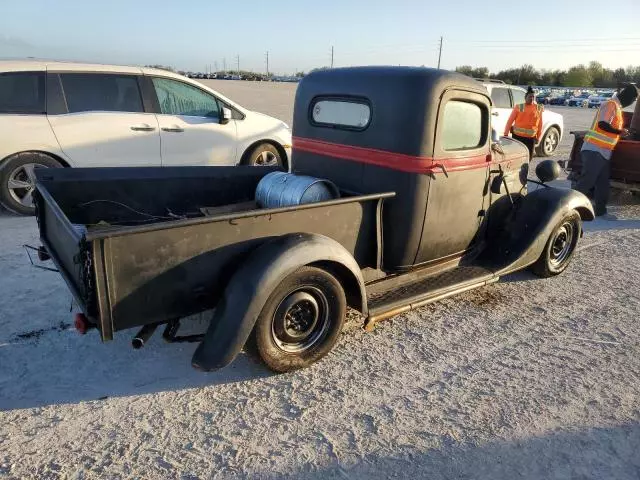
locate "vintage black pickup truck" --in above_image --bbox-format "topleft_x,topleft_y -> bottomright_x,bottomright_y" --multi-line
33,67 -> 594,372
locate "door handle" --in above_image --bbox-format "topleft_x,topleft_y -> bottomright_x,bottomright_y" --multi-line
161,126 -> 185,133
433,163 -> 449,177
130,124 -> 156,132
491,112 -> 499,116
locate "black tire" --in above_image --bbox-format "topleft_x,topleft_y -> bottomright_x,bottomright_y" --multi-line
0,152 -> 62,215
531,211 -> 581,278
245,143 -> 283,167
249,266 -> 346,373
535,127 -> 560,157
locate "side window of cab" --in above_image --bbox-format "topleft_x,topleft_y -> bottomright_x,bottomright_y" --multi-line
434,90 -> 490,158
441,101 -> 483,151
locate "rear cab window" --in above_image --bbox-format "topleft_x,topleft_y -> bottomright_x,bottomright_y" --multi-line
0,71 -> 46,114
60,73 -> 144,113
511,88 -> 526,105
310,97 -> 371,130
490,87 -> 511,108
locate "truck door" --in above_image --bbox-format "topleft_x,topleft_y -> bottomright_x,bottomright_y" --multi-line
415,90 -> 491,264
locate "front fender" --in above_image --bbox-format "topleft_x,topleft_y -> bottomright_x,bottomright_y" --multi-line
487,186 -> 594,275
191,233 -> 365,371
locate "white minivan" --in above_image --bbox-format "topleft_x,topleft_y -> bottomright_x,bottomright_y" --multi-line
0,60 -> 292,214
481,80 -> 564,158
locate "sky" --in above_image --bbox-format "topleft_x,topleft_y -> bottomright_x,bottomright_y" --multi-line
1,0 -> 639,75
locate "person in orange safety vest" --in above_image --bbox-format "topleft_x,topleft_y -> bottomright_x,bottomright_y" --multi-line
574,85 -> 638,218
503,86 -> 543,160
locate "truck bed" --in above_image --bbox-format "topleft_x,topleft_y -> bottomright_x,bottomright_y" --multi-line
34,167 -> 391,340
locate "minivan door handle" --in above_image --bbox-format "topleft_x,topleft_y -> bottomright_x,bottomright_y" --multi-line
161,126 -> 185,133
130,124 -> 156,132
491,112 -> 499,116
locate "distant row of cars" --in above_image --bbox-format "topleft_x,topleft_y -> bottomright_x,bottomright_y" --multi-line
536,89 -> 616,108
178,71 -> 301,83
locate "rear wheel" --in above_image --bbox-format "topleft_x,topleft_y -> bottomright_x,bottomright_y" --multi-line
536,127 -> 560,157
531,211 -> 581,278
0,152 -> 62,215
249,266 -> 346,372
245,143 -> 283,167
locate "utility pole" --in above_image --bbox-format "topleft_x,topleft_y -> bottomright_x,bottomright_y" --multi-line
214,61 -> 219,72
437,36 -> 443,69
331,46 -> 334,68
236,54 -> 240,76
266,51 -> 269,77
223,57 -> 226,72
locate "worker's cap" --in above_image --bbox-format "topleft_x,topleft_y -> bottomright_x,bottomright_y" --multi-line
617,85 -> 638,108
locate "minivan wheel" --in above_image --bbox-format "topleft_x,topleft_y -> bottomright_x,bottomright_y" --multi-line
245,143 -> 283,167
536,127 -> 560,157
0,152 -> 62,215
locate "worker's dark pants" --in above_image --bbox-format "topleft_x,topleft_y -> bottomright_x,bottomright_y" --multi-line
574,149 -> 610,216
512,134 -> 535,160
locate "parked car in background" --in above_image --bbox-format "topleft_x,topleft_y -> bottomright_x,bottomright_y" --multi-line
482,80 -> 564,156
548,93 -> 572,105
588,91 -> 615,108
566,92 -> 591,107
0,60 -> 292,214
536,92 -> 552,104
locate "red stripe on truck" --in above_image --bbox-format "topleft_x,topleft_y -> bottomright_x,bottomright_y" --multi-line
292,137 -> 490,174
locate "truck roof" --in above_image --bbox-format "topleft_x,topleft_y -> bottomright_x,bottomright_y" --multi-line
293,66 -> 489,158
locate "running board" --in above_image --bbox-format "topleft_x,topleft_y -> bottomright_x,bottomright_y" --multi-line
365,266 -> 498,331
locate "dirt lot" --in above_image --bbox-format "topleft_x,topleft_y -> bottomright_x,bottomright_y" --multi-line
1,82 -> 640,480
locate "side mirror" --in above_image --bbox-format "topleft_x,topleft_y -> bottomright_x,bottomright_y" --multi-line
535,159 -> 561,183
220,107 -> 232,125
491,128 -> 499,144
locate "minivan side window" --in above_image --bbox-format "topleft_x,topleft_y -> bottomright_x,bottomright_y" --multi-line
152,78 -> 220,118
60,73 -> 144,113
0,72 -> 46,114
441,100 -> 483,151
490,87 -> 511,108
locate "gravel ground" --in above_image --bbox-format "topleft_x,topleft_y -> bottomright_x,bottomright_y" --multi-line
1,83 -> 639,479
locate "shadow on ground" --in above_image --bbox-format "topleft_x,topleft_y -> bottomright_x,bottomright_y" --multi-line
0,318 -> 272,411
261,423 -> 640,480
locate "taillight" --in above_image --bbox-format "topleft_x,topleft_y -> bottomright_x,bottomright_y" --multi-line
74,313 -> 89,335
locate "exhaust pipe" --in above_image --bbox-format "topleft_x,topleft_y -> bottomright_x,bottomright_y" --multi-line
132,323 -> 159,349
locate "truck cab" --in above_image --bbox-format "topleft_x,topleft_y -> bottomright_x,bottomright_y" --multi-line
34,67 -> 594,373
293,67 -> 529,270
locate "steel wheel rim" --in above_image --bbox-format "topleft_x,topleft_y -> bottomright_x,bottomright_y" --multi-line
271,286 -> 330,353
550,222 -> 575,267
544,130 -> 558,154
7,163 -> 47,207
254,151 -> 279,166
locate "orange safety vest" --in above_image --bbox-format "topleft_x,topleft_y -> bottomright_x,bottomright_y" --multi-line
583,99 -> 623,151
511,103 -> 543,138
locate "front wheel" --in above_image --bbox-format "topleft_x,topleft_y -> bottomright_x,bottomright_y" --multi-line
245,143 -> 283,167
536,127 -> 560,157
248,266 -> 346,372
531,211 -> 581,278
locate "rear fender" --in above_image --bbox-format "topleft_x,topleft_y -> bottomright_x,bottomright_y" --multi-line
191,233 -> 366,371
487,187 -> 594,275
